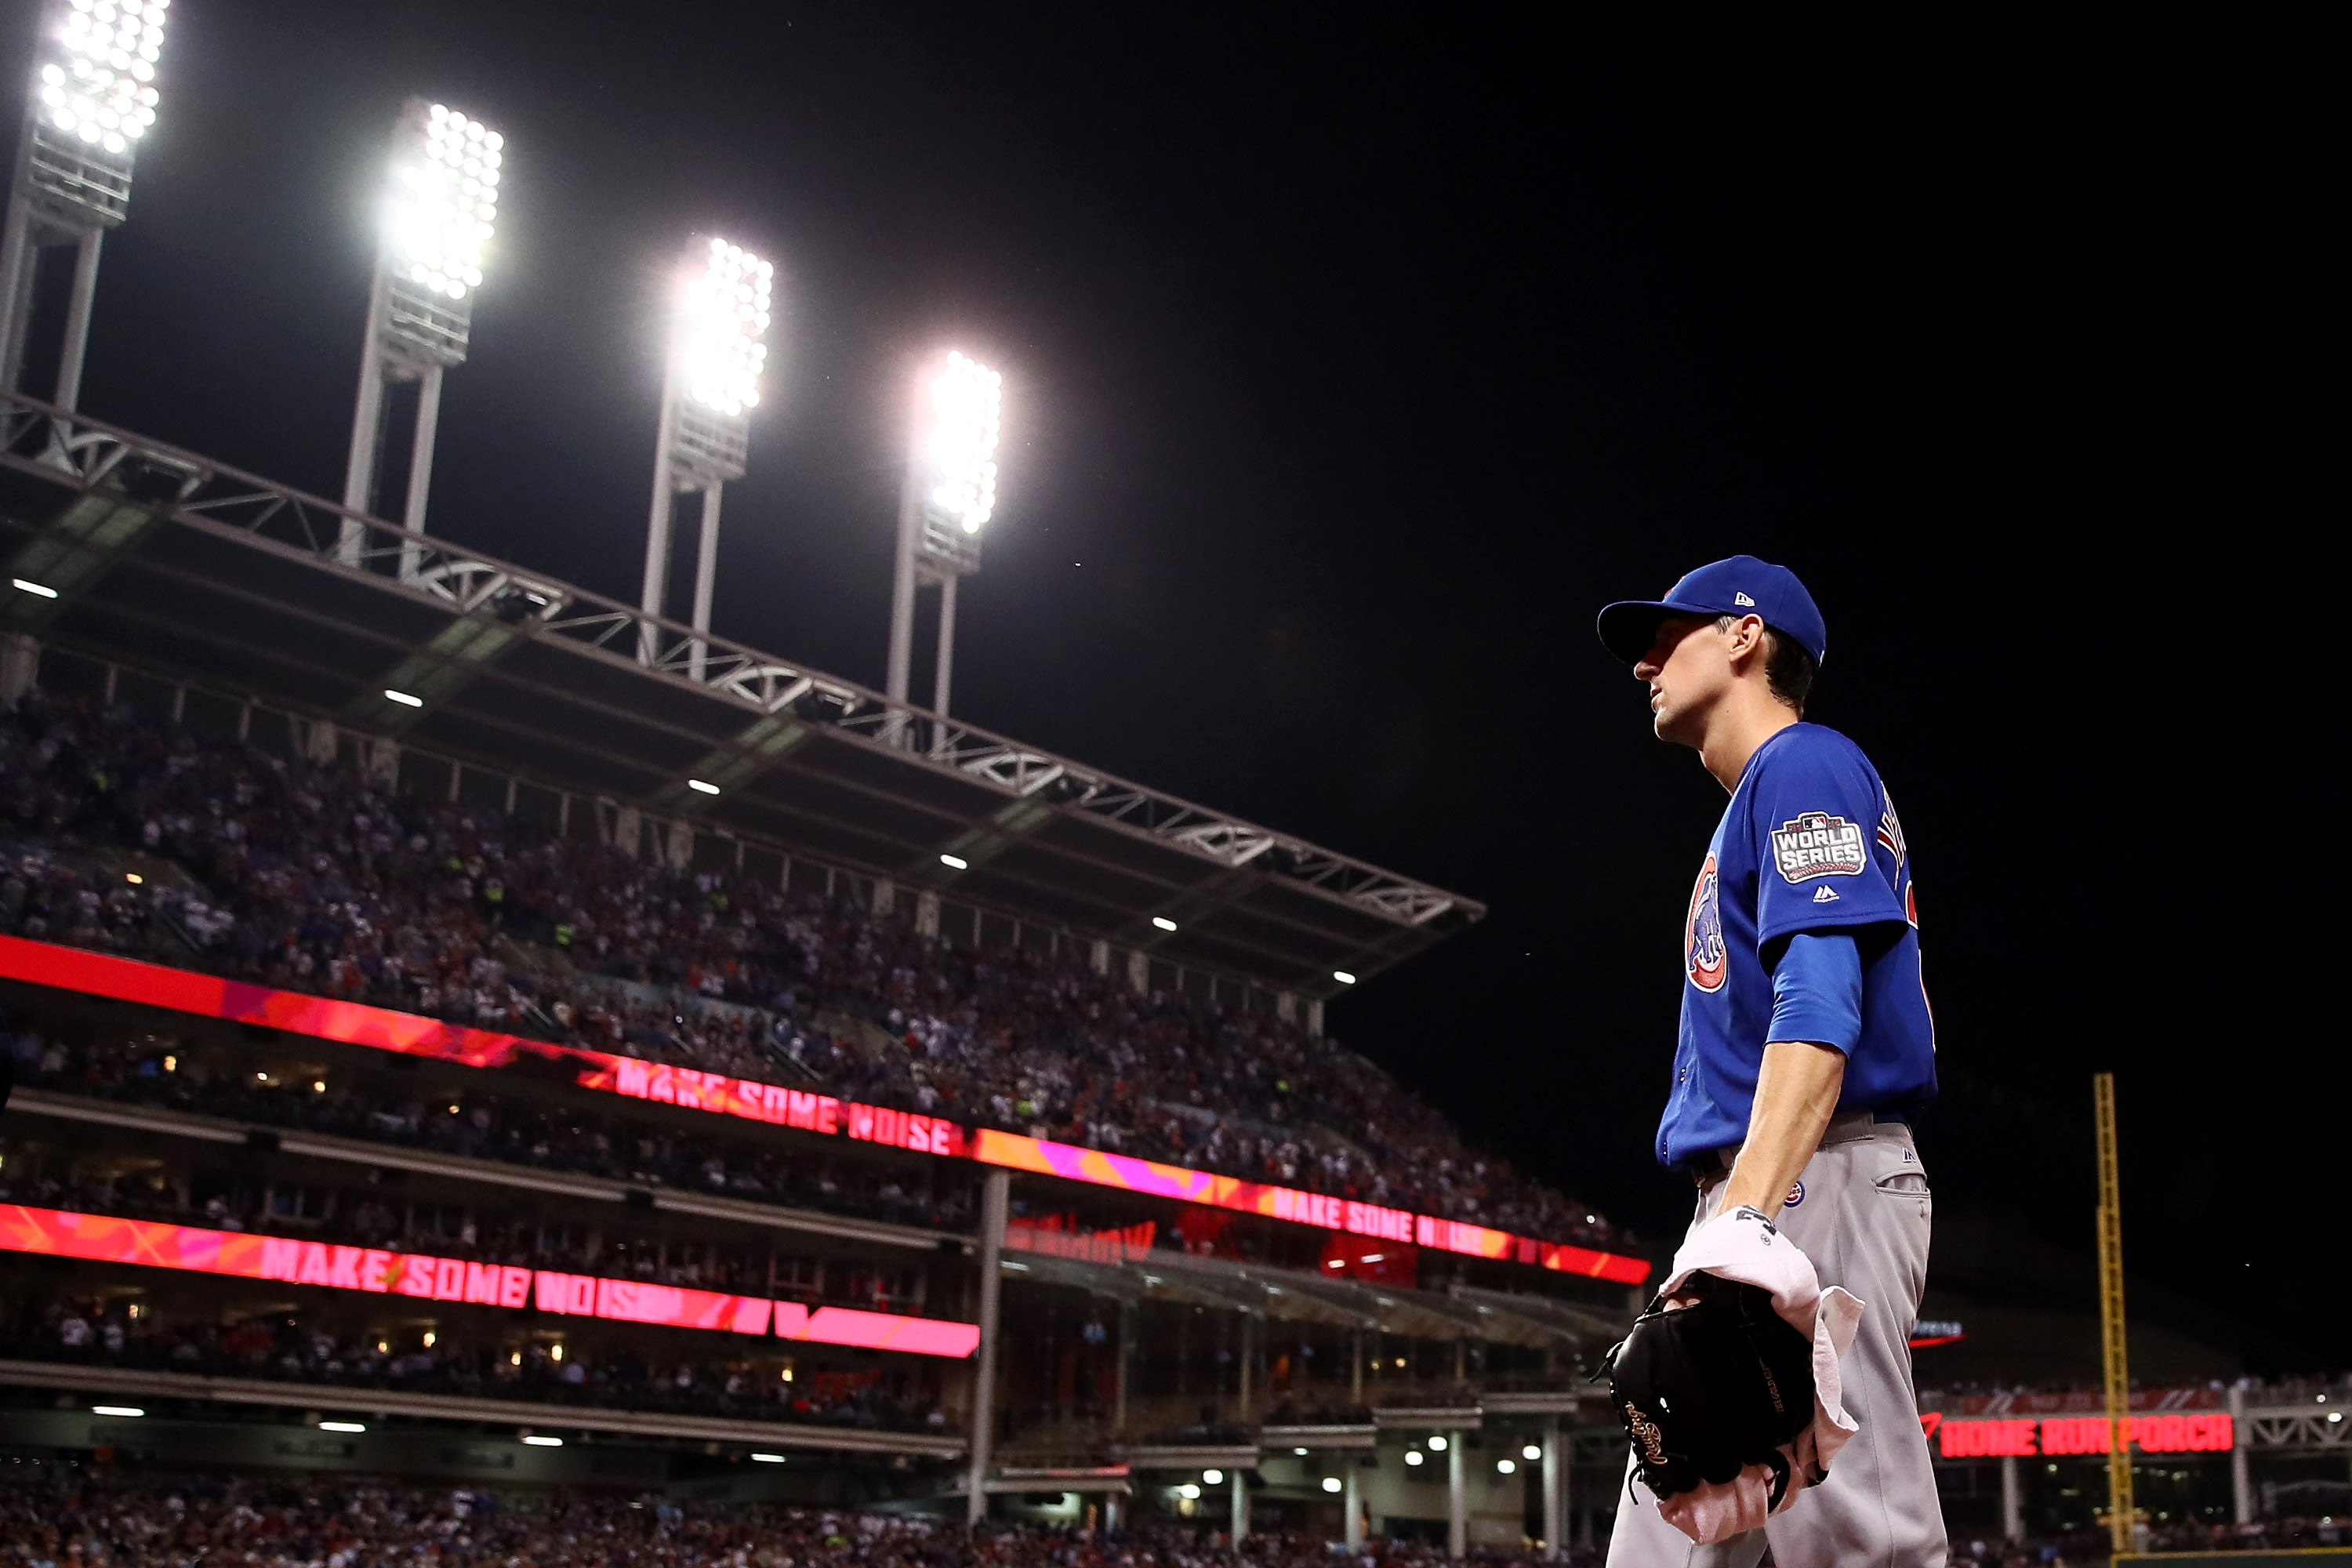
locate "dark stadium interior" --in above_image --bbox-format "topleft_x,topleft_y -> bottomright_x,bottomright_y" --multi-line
0,2 -> 2343,1562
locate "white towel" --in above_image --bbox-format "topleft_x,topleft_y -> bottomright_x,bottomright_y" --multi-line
1650,1206 -> 1867,1545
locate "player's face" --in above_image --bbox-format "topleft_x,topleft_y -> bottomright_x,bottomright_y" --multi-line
1633,615 -> 1730,746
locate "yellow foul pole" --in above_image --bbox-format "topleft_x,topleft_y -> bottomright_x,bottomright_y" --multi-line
2095,1072 -> 2134,1555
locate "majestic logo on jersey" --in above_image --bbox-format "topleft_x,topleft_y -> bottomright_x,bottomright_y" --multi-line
1811,885 -> 1839,903
1770,811 -> 1868,882
1686,853 -> 1726,993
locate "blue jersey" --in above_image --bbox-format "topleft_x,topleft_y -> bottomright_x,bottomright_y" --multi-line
1656,722 -> 1936,1165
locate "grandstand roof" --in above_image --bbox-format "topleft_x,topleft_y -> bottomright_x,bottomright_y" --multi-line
0,393 -> 1483,998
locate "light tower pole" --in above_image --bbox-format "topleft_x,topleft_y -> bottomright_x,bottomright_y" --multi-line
338,100 -> 503,571
886,350 -> 1001,746
639,237 -> 772,676
0,0 -> 172,408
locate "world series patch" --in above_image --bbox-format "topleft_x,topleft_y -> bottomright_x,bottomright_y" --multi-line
1770,811 -> 1868,882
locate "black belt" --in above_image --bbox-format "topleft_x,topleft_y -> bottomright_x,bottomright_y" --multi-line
1677,1111 -> 1911,1186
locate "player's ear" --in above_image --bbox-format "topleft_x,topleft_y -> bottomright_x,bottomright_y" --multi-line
1726,613 -> 1769,670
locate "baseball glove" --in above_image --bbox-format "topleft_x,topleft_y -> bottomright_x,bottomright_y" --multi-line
1599,1267 -> 1819,1511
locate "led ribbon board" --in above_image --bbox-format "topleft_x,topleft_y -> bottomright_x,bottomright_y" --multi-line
0,936 -> 1650,1285
0,1203 -> 980,1358
1925,1411 -> 2235,1457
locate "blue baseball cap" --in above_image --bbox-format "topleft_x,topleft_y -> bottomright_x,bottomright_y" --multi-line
1595,555 -> 1828,666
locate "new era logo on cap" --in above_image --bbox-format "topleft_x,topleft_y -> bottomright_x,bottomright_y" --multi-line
1734,593 -> 1755,606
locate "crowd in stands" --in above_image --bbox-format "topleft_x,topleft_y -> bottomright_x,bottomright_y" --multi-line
5,1027 -> 974,1236
0,1136 -> 937,1311
0,693 -> 1618,1250
0,1468 -> 1597,1567
2,1298 -> 946,1433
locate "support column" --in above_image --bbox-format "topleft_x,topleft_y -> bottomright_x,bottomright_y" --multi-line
0,195 -> 34,389
1542,1419 -> 1564,1561
641,355 -> 682,664
885,469 -> 920,715
399,362 -> 445,579
965,1169 -> 1009,1526
1447,1436 -> 1466,1559
52,228 -> 102,412
340,260 -> 394,563
1,633 -> 38,706
1237,1313 -> 1254,1421
1352,1329 -> 1365,1406
2230,1382 -> 2251,1525
689,482 -> 724,681
1229,1467 -> 1248,1544
933,572 -> 959,738
1344,1463 -> 1363,1552
2002,1453 -> 2024,1543
1113,1301 -> 1134,1433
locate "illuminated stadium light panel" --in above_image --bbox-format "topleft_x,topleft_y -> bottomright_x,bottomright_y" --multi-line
38,0 -> 169,159
681,238 -> 774,417
0,935 -> 1651,1284
921,351 -> 1003,532
386,103 -> 502,303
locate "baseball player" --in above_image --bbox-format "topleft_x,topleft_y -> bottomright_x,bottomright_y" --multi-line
1595,556 -> 1944,1566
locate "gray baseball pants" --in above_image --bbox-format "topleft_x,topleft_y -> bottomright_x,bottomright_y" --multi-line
1605,1112 -> 1947,1568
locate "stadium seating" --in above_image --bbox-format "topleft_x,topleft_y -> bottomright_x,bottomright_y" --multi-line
0,692 -> 1619,1249
4,1300 -> 946,1431
0,1469 -> 1598,1566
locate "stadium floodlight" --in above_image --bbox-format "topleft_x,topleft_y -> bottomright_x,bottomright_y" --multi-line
640,236 -> 775,678
1522,1444 -> 1542,1461
339,99 -> 503,574
750,1453 -> 786,1464
885,350 -> 1005,743
12,578 -> 59,597
1203,1469 -> 1224,1485
1152,916 -> 1178,932
383,688 -> 423,707
688,778 -> 720,796
320,1421 -> 367,1434
91,1405 -> 144,1417
521,1434 -> 563,1447
1428,1436 -> 1448,1451
0,0 -> 175,409
921,351 -> 1002,535
1405,1451 -> 1425,1467
1497,1459 -> 1516,1475
939,853 -> 968,869
1332,970 -> 1357,985
1321,1477 -> 1343,1494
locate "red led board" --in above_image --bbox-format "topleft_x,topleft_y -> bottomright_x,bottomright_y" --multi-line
0,1204 -> 980,1358
0,935 -> 1650,1285
1929,1412 -> 2234,1457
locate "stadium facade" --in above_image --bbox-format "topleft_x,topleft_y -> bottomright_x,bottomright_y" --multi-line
0,388 -> 1652,1555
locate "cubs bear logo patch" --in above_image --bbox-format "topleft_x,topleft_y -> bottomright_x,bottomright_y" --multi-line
1686,852 -> 1726,993
1770,811 -> 1868,882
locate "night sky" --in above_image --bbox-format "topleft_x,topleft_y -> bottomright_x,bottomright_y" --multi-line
6,7 -> 2340,1367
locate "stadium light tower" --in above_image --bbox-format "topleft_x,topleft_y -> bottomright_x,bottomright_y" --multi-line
0,0 -> 173,409
337,100 -> 503,572
886,350 -> 1001,736
639,236 -> 772,676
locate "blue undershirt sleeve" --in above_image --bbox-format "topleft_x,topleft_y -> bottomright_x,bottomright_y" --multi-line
1768,931 -> 1864,1054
